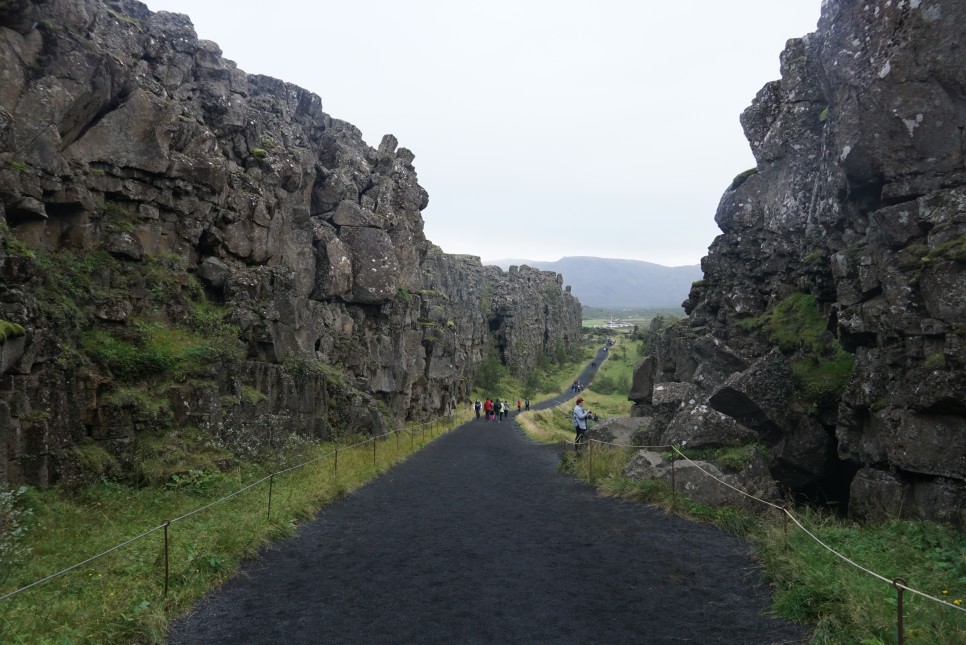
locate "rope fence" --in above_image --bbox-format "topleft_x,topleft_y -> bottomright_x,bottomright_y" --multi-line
0,409 -> 468,605
4,402 -> 961,643
569,436 -> 965,643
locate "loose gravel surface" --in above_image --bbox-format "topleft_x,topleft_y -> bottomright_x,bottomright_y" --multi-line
169,350 -> 809,643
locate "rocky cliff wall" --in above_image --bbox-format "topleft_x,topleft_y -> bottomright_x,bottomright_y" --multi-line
631,0 -> 964,526
0,0 -> 582,487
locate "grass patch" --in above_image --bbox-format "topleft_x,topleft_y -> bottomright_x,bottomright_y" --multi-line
739,292 -> 854,410
517,406 -> 574,444
0,415 -> 467,644
791,349 -> 855,410
730,167 -> 757,190
760,511 -> 966,644
740,292 -> 826,353
923,234 -> 966,264
670,444 -> 764,473
81,318 -> 242,382
0,320 -> 25,342
546,427 -> 966,643
134,428 -> 235,486
586,336 -> 641,396
105,387 -> 172,423
32,250 -> 121,331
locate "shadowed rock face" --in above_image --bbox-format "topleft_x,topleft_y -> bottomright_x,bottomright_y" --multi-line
0,0 -> 582,486
631,0 -> 965,527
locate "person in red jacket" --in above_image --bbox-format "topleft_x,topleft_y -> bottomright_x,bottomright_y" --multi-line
483,398 -> 493,422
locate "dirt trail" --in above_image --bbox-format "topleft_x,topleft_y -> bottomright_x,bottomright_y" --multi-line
168,388 -> 809,643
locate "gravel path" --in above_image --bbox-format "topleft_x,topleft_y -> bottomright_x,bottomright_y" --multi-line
168,350 -> 809,644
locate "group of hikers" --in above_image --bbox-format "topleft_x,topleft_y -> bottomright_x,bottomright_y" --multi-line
474,397 -> 530,421
473,392 -> 597,453
472,341 -> 609,449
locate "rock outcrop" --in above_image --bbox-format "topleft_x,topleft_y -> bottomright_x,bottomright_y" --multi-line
630,0 -> 965,527
0,0 -> 582,487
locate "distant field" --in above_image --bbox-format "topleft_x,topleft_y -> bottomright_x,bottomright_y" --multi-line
582,306 -> 684,328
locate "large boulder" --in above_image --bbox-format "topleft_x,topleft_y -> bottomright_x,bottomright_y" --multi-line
661,403 -> 757,449
708,350 -> 793,440
623,450 -> 778,511
587,416 -> 651,447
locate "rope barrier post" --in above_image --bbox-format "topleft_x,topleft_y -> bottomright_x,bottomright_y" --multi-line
372,436 -> 377,468
893,578 -> 907,645
267,474 -> 274,523
589,439 -> 595,485
782,505 -> 789,551
395,428 -> 399,455
162,520 -> 171,597
334,447 -> 339,480
670,449 -> 677,509
410,427 -> 414,451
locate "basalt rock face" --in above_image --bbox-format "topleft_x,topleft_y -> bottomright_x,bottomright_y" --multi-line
0,0 -> 581,487
630,0 -> 965,526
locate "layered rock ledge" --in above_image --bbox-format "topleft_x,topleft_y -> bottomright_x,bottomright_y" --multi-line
0,0 -> 582,486
630,0 -> 965,527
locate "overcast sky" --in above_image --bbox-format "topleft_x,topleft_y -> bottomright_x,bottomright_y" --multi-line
143,0 -> 822,267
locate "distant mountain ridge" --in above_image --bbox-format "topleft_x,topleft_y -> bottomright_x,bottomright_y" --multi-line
485,256 -> 702,308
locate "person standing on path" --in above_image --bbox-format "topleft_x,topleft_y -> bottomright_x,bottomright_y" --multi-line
524,398 -> 530,411
573,397 -> 592,453
484,398 -> 493,422
516,399 -> 521,413
474,399 -> 482,419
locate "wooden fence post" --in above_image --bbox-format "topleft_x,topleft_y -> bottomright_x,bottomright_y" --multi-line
162,520 -> 171,597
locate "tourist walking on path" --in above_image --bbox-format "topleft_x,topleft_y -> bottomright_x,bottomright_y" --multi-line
572,396 -> 593,453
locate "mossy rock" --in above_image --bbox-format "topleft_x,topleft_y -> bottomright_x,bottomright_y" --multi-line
134,428 -> 234,485
729,167 -> 757,190
0,320 -> 26,342
55,442 -> 122,492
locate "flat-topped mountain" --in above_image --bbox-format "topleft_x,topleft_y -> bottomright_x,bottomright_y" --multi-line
486,256 -> 701,308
